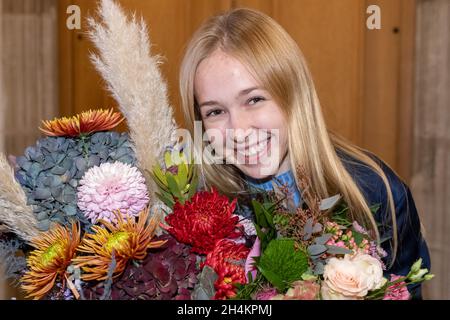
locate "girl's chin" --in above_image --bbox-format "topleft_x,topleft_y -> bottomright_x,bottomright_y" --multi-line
237,164 -> 279,180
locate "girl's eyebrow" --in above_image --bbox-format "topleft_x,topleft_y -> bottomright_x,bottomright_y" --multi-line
198,86 -> 261,108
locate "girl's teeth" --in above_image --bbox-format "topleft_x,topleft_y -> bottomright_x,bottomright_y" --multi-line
245,140 -> 267,157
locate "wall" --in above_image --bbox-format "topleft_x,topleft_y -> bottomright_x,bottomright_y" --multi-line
0,0 -> 58,300
411,0 -> 450,300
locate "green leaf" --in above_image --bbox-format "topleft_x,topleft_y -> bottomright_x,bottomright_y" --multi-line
255,225 -> 264,241
177,162 -> 188,190
256,239 -> 309,291
252,200 -> 268,228
351,229 -> 365,246
155,192 -> 175,208
164,151 -> 173,168
257,265 -> 285,291
186,177 -> 198,201
166,174 -> 183,202
152,166 -> 167,187
261,205 -> 274,227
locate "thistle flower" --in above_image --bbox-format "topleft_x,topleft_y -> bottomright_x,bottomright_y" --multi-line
77,161 -> 149,224
39,108 -> 124,137
164,187 -> 241,254
204,239 -> 250,300
73,208 -> 166,281
20,222 -> 81,300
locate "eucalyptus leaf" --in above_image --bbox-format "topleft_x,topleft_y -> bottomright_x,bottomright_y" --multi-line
319,194 -> 342,211
304,218 -> 313,235
315,233 -> 333,245
325,245 -> 353,255
313,262 -> 325,275
312,222 -> 323,234
191,266 -> 217,300
307,244 -> 327,256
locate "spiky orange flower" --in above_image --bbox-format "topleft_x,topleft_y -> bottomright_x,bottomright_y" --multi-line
21,222 -> 81,300
73,208 -> 166,281
39,108 -> 124,137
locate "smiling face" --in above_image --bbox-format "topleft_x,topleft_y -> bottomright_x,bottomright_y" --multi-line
194,48 -> 290,179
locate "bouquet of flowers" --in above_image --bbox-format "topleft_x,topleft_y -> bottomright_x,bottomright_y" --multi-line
148,157 -> 433,301
0,0 -> 433,300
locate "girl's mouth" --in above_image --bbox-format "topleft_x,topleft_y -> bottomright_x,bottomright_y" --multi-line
235,136 -> 272,164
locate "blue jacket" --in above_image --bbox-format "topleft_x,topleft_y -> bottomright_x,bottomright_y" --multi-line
339,151 -> 431,299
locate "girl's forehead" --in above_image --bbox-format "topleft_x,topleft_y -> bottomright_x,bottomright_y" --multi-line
195,53 -> 260,94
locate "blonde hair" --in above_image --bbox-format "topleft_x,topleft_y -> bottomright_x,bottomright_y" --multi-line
179,8 -> 397,264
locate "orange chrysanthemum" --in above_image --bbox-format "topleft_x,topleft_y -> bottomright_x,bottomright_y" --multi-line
21,222 -> 81,300
72,208 -> 166,281
39,108 -> 124,137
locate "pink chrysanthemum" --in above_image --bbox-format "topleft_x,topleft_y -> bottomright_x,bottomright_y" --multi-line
77,162 -> 149,224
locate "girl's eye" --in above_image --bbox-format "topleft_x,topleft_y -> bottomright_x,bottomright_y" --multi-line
205,109 -> 224,118
247,96 -> 265,105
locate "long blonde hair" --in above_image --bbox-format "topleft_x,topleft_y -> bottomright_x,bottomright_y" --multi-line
179,8 -> 397,264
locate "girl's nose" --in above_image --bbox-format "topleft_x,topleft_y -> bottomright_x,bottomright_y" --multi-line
228,109 -> 253,143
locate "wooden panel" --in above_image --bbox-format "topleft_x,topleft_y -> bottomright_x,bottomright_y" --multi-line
234,0 -> 366,145
397,0 -> 417,183
273,0 -> 366,146
362,0 -> 401,172
233,0 -> 274,14
58,0 -> 232,130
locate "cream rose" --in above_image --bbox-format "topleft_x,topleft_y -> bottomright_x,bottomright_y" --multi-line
321,252 -> 386,300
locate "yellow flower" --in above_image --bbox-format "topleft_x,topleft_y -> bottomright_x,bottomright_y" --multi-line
21,223 -> 81,300
39,108 -> 124,137
73,208 -> 166,281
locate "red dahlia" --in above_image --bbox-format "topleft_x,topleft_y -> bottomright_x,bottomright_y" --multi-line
164,187 -> 241,254
205,239 -> 250,300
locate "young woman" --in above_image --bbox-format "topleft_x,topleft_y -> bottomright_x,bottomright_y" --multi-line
179,8 -> 430,298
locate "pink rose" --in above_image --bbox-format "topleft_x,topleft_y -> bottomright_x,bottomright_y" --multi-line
321,252 -> 386,299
